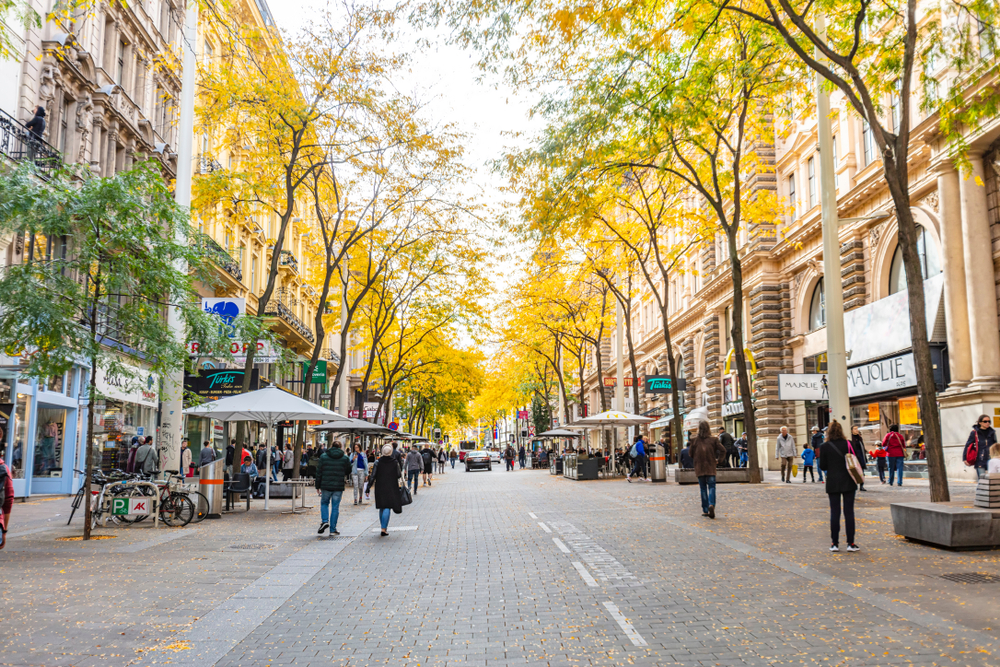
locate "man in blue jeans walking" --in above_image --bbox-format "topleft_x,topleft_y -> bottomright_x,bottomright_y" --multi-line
689,420 -> 727,519
314,440 -> 352,536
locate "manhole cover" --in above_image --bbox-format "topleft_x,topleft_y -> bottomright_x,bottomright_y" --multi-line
941,572 -> 1000,584
227,543 -> 274,550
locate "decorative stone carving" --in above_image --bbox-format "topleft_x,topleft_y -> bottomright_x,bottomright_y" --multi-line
921,191 -> 939,213
76,94 -> 94,163
869,220 -> 888,248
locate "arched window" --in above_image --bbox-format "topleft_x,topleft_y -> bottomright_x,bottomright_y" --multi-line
809,278 -> 826,331
889,226 -> 942,295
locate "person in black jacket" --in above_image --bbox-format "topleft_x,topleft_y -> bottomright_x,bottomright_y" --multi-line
819,420 -> 860,553
24,106 -> 45,140
420,446 -> 434,486
850,425 -> 868,492
963,415 -> 997,480
366,444 -> 403,536
314,441 -> 352,536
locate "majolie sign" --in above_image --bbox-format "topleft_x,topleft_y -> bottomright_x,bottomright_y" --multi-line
779,353 -> 916,401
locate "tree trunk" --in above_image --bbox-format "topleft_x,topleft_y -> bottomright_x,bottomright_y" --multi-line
82,267 -> 102,540
727,233 -> 760,484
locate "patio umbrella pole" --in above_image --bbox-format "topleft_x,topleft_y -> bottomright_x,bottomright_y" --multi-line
265,420 -> 272,511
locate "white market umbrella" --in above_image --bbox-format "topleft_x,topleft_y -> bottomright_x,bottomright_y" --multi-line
184,386 -> 344,509
537,428 -> 582,437
312,418 -> 392,433
570,410 -> 654,476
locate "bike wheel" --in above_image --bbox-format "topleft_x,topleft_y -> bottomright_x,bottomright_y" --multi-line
160,494 -> 194,527
189,492 -> 210,523
67,487 -> 85,525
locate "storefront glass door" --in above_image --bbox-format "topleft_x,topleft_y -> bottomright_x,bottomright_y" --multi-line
30,407 -> 69,494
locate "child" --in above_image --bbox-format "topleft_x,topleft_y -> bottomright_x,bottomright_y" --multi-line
988,443 -> 1000,475
801,445 -> 816,483
874,441 -> 888,483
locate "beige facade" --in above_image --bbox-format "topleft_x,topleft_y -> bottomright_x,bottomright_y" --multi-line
582,77 -> 1000,482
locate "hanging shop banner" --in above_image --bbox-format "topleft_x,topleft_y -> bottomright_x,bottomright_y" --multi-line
898,396 -> 920,425
300,360 -> 327,384
185,369 -> 259,397
868,403 -> 880,422
603,377 -> 635,387
846,353 -> 917,398
95,363 -> 159,408
187,298 -> 281,363
186,339 -> 281,364
778,374 -> 829,401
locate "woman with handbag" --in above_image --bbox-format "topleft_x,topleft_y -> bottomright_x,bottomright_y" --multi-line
366,444 -> 403,537
819,420 -> 861,553
850,425 -> 868,492
963,415 -> 996,480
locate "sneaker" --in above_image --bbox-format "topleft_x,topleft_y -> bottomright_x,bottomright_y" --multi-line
627,475 -> 632,483
317,522 -> 329,535
332,530 -> 341,536
708,505 -> 715,519
702,512 -> 710,517
830,544 -> 839,552
846,544 -> 860,552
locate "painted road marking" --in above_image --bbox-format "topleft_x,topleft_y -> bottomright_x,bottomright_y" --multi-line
603,601 -> 647,646
528,512 -> 537,519
537,521 -> 552,533
572,561 -> 598,587
371,526 -> 418,533
550,520 -> 641,587
553,537 -> 571,553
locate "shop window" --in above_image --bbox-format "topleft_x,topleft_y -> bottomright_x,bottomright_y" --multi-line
889,226 -> 941,295
34,409 -> 66,478
10,394 -> 29,478
809,278 -> 826,331
788,174 -> 796,217
46,373 -> 64,393
862,120 -> 875,166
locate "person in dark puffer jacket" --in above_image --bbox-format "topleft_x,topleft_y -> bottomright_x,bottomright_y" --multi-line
315,440 -> 352,536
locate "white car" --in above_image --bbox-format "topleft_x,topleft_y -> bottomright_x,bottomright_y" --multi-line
488,450 -> 502,464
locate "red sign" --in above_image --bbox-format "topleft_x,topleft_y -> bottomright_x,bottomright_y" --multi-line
388,421 -> 399,431
603,377 -> 635,387
307,420 -> 321,425
348,410 -> 359,418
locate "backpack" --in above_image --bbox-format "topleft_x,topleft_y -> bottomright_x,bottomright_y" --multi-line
629,442 -> 640,457
965,431 -> 980,466
0,463 -> 7,532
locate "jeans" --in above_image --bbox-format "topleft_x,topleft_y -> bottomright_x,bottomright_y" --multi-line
698,475 -> 717,513
818,461 -> 825,482
407,470 -> 420,492
519,456 -> 526,469
888,456 -> 905,485
877,462 -> 886,483
320,490 -> 343,529
828,490 -> 856,546
630,454 -> 646,478
351,471 -> 366,503
450,459 -> 456,468
380,507 -> 391,531
976,466 -> 988,480
506,459 -> 514,471
739,451 -> 748,467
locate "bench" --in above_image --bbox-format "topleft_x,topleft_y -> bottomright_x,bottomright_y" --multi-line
891,501 -> 1000,549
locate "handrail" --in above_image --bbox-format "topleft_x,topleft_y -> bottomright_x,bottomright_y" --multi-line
0,107 -> 61,176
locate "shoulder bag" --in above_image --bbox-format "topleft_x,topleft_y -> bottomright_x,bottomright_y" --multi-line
844,441 -> 865,485
398,461 -> 412,506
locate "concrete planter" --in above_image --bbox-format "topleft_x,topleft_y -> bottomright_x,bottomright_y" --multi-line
891,501 -> 1000,549
674,468 -> 751,485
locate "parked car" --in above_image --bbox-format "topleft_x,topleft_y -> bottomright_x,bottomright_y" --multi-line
488,449 -> 502,464
465,450 -> 492,472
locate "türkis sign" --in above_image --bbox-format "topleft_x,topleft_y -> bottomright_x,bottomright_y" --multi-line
185,369 -> 260,397
644,375 -> 686,394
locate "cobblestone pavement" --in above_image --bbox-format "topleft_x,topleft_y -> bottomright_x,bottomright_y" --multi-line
3,467 -> 999,666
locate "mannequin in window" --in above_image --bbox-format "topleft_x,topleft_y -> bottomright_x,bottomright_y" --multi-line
36,420 -> 58,474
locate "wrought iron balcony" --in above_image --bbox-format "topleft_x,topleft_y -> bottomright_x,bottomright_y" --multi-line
278,250 -> 298,273
197,154 -> 223,174
321,348 -> 341,365
0,108 -> 60,176
263,292 -> 315,344
194,233 -> 243,282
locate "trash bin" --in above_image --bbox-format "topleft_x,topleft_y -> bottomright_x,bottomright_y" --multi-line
199,458 -> 225,518
650,444 -> 667,483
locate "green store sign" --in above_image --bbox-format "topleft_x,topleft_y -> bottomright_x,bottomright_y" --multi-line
301,360 -> 327,384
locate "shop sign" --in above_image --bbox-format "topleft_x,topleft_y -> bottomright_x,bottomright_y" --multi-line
517,410 -> 529,419
112,497 -> 150,516
300,360 -> 327,384
846,353 -> 916,398
603,377 -> 635,387
898,396 -> 920,425
722,401 -> 744,417
186,339 -> 280,364
868,403 -> 880,421
95,364 -> 159,408
644,376 -> 687,394
186,369 -> 259,397
777,374 -> 829,401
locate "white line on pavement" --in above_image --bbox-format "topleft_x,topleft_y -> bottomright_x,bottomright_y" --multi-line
537,521 -> 552,533
553,537 -> 571,553
603,601 -> 647,646
528,512 -> 537,519
572,561 -> 598,587
370,526 -> 418,532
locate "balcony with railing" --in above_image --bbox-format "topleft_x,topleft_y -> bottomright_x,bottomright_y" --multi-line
278,249 -> 299,273
194,233 -> 243,285
0,108 -> 61,177
197,154 -> 224,174
263,288 -> 315,350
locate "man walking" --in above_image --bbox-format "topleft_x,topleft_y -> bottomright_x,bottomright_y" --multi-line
225,439 -> 236,475
736,433 -> 748,468
810,426 -> 825,482
405,446 -> 423,495
136,437 -> 159,475
627,435 -> 646,482
690,421 -> 727,519
315,440 -> 351,536
718,427 -> 736,468
504,445 -> 516,471
518,444 -> 527,469
776,426 -> 796,483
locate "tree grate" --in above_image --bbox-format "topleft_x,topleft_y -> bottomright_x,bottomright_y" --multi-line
227,543 -> 275,550
940,572 -> 1000,584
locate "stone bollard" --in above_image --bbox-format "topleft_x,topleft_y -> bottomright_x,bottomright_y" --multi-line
974,474 -> 1000,509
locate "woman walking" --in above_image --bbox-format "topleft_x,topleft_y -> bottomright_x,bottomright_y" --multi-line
850,425 -> 868,492
963,415 -> 997,480
819,420 -> 861,553
366,444 -> 402,536
349,444 -> 368,505
438,448 -> 447,474
689,420 -> 726,519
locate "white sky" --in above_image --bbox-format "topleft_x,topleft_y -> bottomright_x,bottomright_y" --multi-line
268,0 -> 538,299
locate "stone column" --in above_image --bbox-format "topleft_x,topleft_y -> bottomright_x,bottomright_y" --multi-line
937,167 -> 972,388
960,155 -> 1000,386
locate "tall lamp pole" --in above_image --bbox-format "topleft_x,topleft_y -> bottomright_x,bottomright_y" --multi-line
815,15 -> 852,429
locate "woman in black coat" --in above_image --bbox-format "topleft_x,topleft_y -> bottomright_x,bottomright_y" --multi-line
963,415 -> 997,480
850,425 -> 868,492
365,444 -> 402,536
819,420 -> 860,553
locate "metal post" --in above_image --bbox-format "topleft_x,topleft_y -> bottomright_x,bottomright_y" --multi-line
616,286 -> 624,412
338,257 -> 349,414
815,14 -> 852,428
160,1 -> 199,473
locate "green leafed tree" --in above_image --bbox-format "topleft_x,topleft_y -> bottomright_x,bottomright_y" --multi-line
0,161 -> 234,538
